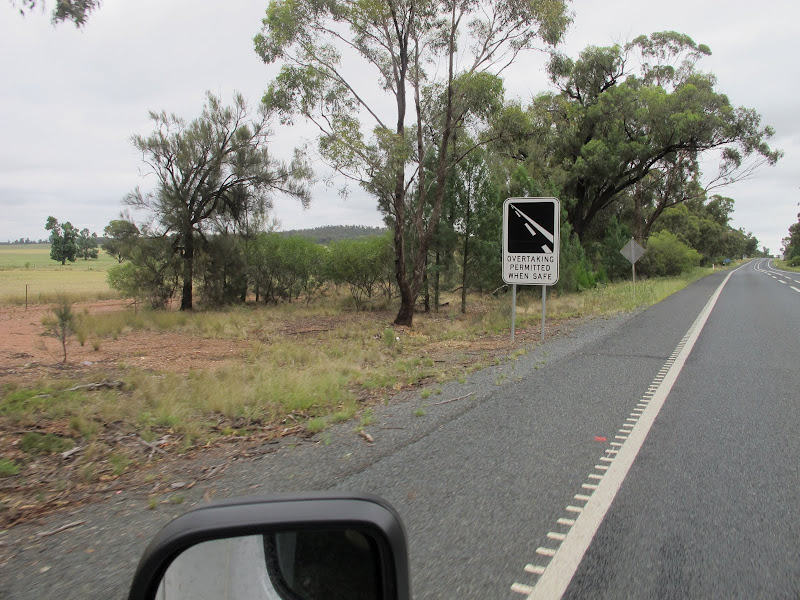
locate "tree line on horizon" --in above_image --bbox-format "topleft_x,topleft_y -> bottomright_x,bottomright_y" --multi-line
16,2 -> 781,323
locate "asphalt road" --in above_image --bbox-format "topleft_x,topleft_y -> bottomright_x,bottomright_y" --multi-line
2,260 -> 797,599
560,259 -> 800,599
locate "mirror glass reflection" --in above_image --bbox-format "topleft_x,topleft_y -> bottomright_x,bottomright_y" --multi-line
155,528 -> 381,600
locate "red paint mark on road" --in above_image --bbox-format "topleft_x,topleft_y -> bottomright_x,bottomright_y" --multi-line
594,436 -> 607,442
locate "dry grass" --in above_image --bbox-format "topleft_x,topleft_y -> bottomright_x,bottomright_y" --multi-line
0,265 -> 725,526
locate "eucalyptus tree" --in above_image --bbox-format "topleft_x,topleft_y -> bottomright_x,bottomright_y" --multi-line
255,0 -> 570,326
528,31 -> 781,241
126,92 -> 311,311
45,216 -> 78,265
103,219 -> 140,263
12,0 -> 98,26
76,228 -> 99,259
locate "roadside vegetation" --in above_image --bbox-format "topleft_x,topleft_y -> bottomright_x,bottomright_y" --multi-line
0,258 -> 727,526
1,7 -> 782,525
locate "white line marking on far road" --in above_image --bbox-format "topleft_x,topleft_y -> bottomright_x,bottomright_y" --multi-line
523,265 -> 743,600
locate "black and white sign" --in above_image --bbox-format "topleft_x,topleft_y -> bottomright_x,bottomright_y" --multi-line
502,197 -> 560,285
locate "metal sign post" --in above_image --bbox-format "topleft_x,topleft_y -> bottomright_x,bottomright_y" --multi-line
511,284 -> 517,342
541,285 -> 546,341
620,238 -> 646,301
502,198 -> 560,342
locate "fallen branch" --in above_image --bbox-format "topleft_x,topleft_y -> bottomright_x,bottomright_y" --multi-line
433,392 -> 475,406
61,445 -> 85,460
138,436 -> 168,461
63,381 -> 124,393
38,520 -> 85,538
283,328 -> 334,336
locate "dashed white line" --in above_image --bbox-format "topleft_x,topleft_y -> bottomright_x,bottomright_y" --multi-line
525,564 -> 547,575
548,532 -> 567,542
517,265 -> 740,600
512,583 -> 535,595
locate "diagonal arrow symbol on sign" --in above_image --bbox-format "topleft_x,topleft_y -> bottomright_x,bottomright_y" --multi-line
512,205 -> 554,252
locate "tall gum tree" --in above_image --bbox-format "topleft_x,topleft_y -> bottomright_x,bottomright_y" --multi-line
526,31 -> 782,241
255,0 -> 571,326
126,92 -> 311,311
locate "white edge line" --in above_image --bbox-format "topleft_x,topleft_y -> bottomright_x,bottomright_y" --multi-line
524,266 -> 740,600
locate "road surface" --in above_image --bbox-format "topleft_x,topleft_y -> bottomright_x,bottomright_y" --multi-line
2,259 -> 798,599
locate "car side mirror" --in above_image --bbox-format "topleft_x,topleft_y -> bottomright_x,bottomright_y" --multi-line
127,493 -> 410,600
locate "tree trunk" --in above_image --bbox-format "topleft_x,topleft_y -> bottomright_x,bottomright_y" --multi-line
423,254 -> 430,313
180,231 -> 194,311
634,182 -> 644,243
394,288 -> 415,326
434,249 -> 440,312
461,227 -> 469,315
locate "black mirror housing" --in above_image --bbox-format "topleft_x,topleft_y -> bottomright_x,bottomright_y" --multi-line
127,492 -> 410,600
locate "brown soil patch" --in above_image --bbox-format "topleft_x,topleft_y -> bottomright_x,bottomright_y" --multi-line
0,300 -> 248,383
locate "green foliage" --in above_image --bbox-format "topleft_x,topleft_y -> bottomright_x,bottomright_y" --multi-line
595,216 -> 632,281
325,234 -> 393,309
640,231 -> 702,277
281,225 -> 386,245
556,225 -> 596,292
248,233 -> 327,304
256,0 -> 570,326
651,198 -> 760,264
76,228 -> 99,260
197,233 -> 249,307
13,0 -> 101,27
526,32 -> 781,241
45,216 -> 78,265
20,432 -> 74,455
102,219 -> 140,263
43,298 -> 77,362
0,458 -> 20,477
107,236 -> 180,308
126,92 -> 311,310
782,213 -> 800,260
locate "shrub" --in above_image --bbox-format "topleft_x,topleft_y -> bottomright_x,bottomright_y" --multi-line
640,231 -> 701,277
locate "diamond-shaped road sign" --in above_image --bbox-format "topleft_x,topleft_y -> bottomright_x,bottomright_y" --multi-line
502,198 -> 560,285
620,238 -> 646,264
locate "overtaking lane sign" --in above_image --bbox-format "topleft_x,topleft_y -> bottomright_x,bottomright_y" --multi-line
502,197 -> 560,285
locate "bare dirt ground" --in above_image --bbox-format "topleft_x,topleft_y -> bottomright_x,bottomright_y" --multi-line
1,299 -> 540,528
0,300 -> 248,383
0,301 -> 303,527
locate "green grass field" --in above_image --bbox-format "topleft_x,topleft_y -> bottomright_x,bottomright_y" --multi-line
0,244 -> 119,303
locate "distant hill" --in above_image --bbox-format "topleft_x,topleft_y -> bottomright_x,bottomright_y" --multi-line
281,225 -> 387,245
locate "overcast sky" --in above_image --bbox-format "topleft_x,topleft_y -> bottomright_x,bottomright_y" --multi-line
1,0 -> 797,254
